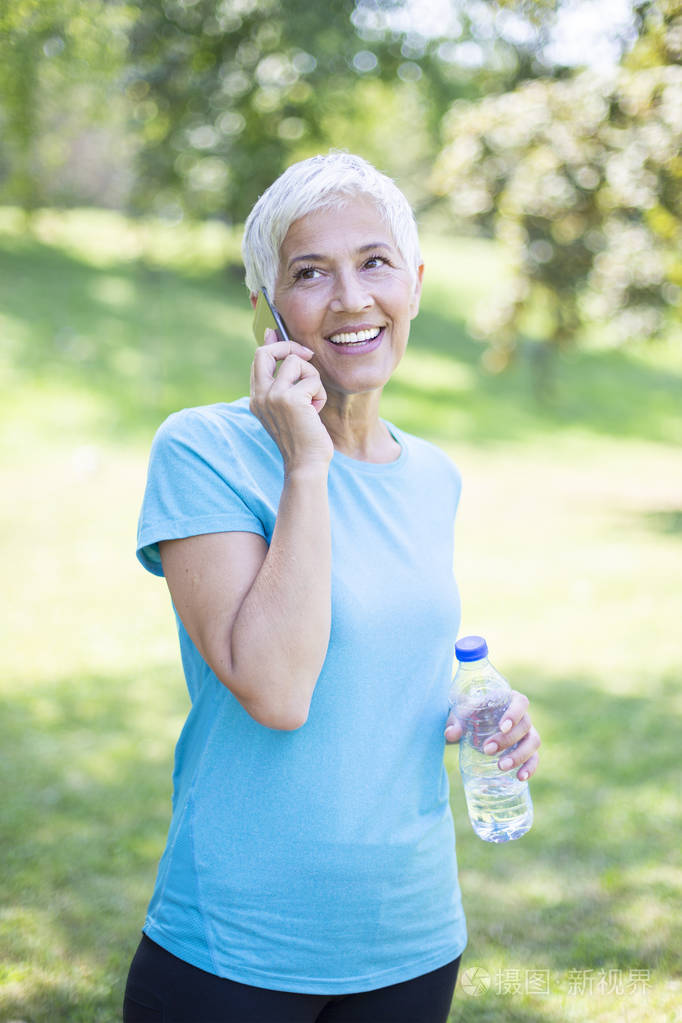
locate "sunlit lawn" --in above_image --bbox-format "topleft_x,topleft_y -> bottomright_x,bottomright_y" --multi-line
1,209 -> 680,1022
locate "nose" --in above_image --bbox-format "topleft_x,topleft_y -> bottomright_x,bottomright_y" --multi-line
329,268 -> 372,313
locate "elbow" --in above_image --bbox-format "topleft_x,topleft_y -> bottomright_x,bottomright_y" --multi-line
265,707 -> 310,731
246,697 -> 310,731
219,676 -> 311,731
212,658 -> 315,730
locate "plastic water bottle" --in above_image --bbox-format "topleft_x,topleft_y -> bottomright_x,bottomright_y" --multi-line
450,635 -> 533,843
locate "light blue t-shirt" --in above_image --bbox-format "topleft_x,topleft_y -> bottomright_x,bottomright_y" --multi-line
136,397 -> 467,994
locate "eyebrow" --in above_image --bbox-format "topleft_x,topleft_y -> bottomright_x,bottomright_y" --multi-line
287,242 -> 395,269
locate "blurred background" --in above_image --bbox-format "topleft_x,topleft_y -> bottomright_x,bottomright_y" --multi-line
1,1 -> 680,1021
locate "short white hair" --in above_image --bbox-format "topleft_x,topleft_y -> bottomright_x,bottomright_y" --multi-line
241,151 -> 422,296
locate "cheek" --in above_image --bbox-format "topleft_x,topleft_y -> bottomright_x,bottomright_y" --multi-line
280,291 -> 322,333
385,279 -> 417,317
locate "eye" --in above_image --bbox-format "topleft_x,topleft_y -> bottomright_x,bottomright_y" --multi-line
292,264 -> 322,281
363,253 -> 391,270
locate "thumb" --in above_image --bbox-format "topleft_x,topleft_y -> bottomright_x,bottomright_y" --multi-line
444,711 -> 463,744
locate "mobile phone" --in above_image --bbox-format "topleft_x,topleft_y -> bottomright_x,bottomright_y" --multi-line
252,288 -> 291,344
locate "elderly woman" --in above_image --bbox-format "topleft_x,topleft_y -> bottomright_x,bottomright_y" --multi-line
123,152 -> 540,1023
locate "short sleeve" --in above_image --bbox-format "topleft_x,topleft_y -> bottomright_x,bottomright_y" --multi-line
136,408 -> 268,576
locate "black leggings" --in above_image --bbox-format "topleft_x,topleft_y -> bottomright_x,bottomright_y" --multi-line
123,934 -> 461,1023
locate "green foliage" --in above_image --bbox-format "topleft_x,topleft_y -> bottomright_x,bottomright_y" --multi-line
629,0 -> 682,67
125,0 -> 423,219
0,0 -> 553,220
2,0 -> 681,368
0,0 -> 129,208
431,3 -> 682,362
125,0 -> 531,219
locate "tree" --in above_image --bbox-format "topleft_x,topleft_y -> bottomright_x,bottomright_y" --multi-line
125,0 -> 421,220
430,0 -> 682,367
0,0 -> 566,218
0,0 -> 128,210
123,0 -> 562,221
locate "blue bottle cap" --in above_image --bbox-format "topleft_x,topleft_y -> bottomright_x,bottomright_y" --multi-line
455,635 -> 488,661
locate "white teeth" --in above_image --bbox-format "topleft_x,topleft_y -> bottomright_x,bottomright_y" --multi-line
328,328 -> 381,345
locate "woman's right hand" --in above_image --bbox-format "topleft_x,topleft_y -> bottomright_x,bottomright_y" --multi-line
250,329 -> 334,472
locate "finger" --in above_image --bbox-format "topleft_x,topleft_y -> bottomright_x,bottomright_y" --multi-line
252,347 -> 304,397
483,713 -> 531,755
289,375 -> 327,413
496,727 -> 541,775
311,382 -> 327,414
269,353 -> 321,393
252,345 -> 315,398
499,691 -> 529,734
256,336 -> 313,359
444,710 -> 463,744
517,751 -> 539,782
253,340 -> 313,369
482,691 -> 530,754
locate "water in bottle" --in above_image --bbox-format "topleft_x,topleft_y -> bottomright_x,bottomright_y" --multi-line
450,635 -> 533,843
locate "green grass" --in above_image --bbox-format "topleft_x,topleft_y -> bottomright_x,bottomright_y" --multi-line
1,208 -> 681,1022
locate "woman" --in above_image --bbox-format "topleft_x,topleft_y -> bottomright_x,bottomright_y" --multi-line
124,152 -> 540,1023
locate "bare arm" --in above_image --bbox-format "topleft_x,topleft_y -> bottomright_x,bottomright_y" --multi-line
160,334 -> 334,731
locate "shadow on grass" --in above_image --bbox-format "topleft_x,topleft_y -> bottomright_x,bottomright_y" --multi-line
637,508 -> 682,537
1,232 -> 680,448
1,665 -> 680,1021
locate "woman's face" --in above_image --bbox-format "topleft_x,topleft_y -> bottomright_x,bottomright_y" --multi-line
272,198 -> 423,403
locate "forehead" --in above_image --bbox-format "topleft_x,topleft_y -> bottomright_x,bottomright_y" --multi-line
279,198 -> 396,262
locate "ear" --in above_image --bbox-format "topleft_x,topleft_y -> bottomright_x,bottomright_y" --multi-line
249,292 -> 258,310
409,263 -> 424,320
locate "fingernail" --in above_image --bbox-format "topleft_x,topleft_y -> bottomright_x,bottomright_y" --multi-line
519,770 -> 528,780
500,718 -> 513,733
499,757 -> 514,770
483,742 -> 498,754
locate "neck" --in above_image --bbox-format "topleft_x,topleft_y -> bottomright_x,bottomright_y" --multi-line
320,391 -> 400,463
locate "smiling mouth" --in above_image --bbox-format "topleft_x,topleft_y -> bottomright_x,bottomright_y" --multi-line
327,327 -> 382,346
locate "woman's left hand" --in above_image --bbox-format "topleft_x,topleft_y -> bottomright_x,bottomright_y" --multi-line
444,690 -> 541,782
